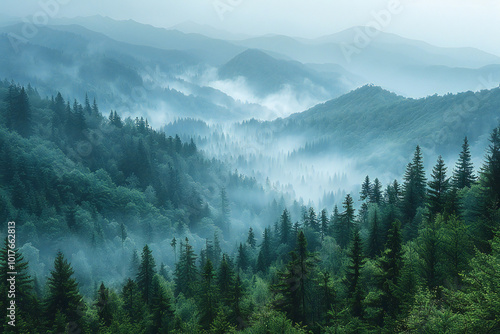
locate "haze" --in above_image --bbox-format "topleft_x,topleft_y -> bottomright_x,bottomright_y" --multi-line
1,0 -> 499,56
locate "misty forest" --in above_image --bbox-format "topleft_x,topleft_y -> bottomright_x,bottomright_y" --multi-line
0,14 -> 500,334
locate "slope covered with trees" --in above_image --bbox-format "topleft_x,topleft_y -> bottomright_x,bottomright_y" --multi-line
0,81 -> 499,333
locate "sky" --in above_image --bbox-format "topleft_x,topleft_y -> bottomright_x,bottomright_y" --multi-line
1,0 -> 499,56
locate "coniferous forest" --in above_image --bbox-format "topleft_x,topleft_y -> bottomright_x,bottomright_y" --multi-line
0,78 -> 499,334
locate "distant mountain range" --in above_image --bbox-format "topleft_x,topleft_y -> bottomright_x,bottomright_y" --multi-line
0,15 -> 499,125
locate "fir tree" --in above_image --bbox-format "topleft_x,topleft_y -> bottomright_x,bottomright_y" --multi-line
320,209 -> 329,241
150,275 -> 174,333
345,229 -> 365,318
376,220 -> 403,325
279,208 -> 292,245
401,145 -> 427,231
217,254 -> 235,306
367,208 -> 382,258
337,194 -> 355,248
427,155 -> 450,220
44,251 -> 84,328
236,243 -> 249,271
199,259 -> 217,329
452,136 -> 476,189
360,175 -> 372,201
121,278 -> 145,324
137,244 -> 156,304
174,238 -> 198,298
96,282 -> 112,327
247,227 -> 256,249
371,178 -> 383,205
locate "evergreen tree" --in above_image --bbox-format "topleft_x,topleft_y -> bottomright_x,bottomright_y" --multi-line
376,220 -> 403,325
96,282 -> 113,327
217,254 -> 235,307
401,145 -> 427,230
345,229 -> 365,318
174,238 -> 198,298
44,251 -> 84,328
129,249 -> 140,278
273,231 -> 315,324
308,207 -> 320,232
417,216 -> 444,291
477,125 -> 500,252
371,178 -> 382,205
452,136 -> 476,189
121,278 -> 145,324
337,194 -> 355,248
320,209 -> 329,241
367,208 -> 382,258
330,204 -> 340,238
427,155 -> 450,220
360,175 -> 371,201
236,243 -> 249,271
247,227 -> 256,249
150,274 -> 174,333
199,259 -> 217,329
219,187 -> 231,236
171,237 -> 177,262
279,208 -> 292,245
137,244 -> 157,304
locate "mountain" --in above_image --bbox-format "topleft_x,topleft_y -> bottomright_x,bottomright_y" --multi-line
169,21 -> 250,40
235,27 -> 500,97
218,49 -> 357,98
52,15 -> 244,65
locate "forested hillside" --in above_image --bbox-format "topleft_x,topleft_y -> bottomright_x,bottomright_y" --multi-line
0,81 -> 499,333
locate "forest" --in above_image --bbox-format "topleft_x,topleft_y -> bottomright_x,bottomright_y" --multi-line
0,80 -> 499,333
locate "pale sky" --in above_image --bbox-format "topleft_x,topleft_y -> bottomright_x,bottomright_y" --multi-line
2,0 -> 499,56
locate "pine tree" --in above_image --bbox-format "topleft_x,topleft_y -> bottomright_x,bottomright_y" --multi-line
367,208 -> 382,258
236,243 -> 249,271
129,249 -> 140,278
199,259 -> 217,329
452,136 -> 476,189
360,175 -> 372,201
371,178 -> 382,205
96,282 -> 113,327
376,220 -> 403,325
174,238 -> 198,298
137,244 -> 157,304
330,204 -> 340,238
121,278 -> 145,324
150,275 -> 174,333
401,145 -> 427,229
308,207 -> 320,232
337,194 -> 356,248
44,251 -> 84,327
217,254 -> 235,306
427,155 -> 450,220
320,209 -> 329,241
219,187 -> 231,236
247,227 -> 256,249
273,231 -> 315,324
417,216 -> 444,291
279,208 -> 292,245
171,237 -> 177,262
477,125 -> 500,252
345,229 -> 365,318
